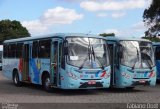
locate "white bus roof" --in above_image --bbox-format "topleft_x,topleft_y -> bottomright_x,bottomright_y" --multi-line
4,33 -> 105,43
152,42 -> 160,46
105,37 -> 151,42
0,45 -> 3,51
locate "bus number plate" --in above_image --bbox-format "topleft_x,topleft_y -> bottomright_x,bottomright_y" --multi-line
139,80 -> 146,83
88,81 -> 96,85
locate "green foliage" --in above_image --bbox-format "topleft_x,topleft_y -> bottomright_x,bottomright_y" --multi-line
143,0 -> 160,24
99,33 -> 115,37
142,37 -> 160,42
0,19 -> 30,44
143,0 -> 160,37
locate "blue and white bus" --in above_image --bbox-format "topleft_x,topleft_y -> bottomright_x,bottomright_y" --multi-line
2,33 -> 111,91
153,42 -> 160,80
106,37 -> 156,89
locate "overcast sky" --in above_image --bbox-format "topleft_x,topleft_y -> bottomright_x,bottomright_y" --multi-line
0,0 -> 152,37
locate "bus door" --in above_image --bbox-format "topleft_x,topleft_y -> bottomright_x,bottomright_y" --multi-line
108,43 -> 116,86
22,44 -> 29,81
51,40 -> 62,87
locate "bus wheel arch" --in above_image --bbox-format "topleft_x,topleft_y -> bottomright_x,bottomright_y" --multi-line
41,71 -> 52,92
12,68 -> 22,87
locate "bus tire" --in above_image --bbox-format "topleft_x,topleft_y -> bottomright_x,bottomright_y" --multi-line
13,71 -> 22,87
42,74 -> 52,92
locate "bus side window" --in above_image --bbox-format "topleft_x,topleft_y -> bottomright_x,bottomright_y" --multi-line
3,44 -> 8,58
32,41 -> 38,58
39,40 -> 51,58
16,43 -> 23,58
8,44 -> 16,58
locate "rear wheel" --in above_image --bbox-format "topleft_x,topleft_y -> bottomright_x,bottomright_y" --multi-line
42,74 -> 52,92
13,71 -> 22,87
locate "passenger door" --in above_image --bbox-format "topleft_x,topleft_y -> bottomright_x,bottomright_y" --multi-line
51,40 -> 62,87
22,44 -> 29,81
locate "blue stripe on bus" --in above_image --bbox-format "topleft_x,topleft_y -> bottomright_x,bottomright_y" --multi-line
144,71 -> 148,77
30,59 -> 40,83
95,70 -> 101,77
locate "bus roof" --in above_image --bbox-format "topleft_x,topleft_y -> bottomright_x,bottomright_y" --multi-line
0,45 -> 3,51
152,42 -> 160,46
105,37 -> 151,42
4,33 -> 105,43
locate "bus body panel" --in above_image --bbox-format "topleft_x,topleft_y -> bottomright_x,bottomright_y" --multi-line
153,43 -> 160,80
2,33 -> 111,90
107,37 -> 156,88
60,65 -> 111,89
115,65 -> 156,88
29,58 -> 50,85
156,60 -> 160,80
3,59 -> 19,80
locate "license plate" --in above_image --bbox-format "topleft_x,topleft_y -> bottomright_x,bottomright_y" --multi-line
139,80 -> 146,83
88,81 -> 96,85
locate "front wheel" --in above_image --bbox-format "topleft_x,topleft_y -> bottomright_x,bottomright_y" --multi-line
42,74 -> 52,92
13,72 -> 22,87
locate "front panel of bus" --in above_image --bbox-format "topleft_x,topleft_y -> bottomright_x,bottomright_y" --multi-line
60,37 -> 111,89
154,45 -> 160,80
115,41 -> 156,88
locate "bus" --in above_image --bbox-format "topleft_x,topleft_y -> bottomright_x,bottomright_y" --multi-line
106,37 -> 156,89
153,42 -> 160,80
0,45 -> 3,70
2,33 -> 111,92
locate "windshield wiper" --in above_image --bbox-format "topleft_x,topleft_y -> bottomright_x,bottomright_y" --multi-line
91,46 -> 104,70
79,45 -> 91,70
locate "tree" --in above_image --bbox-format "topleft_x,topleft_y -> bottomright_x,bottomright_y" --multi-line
0,19 -> 30,44
99,33 -> 115,37
143,0 -> 160,38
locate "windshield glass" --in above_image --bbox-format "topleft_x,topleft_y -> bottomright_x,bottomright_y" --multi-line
120,41 -> 155,69
66,37 -> 110,69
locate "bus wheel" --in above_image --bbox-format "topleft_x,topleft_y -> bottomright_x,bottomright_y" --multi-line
13,72 -> 22,87
42,74 -> 52,92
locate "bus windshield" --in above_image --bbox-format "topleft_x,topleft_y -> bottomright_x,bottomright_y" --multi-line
66,37 -> 110,69
119,41 -> 155,69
